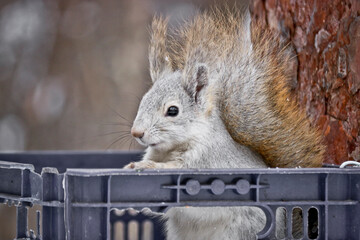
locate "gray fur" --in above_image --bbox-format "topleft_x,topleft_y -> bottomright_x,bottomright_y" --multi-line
125,67 -> 285,239
123,7 -> 296,240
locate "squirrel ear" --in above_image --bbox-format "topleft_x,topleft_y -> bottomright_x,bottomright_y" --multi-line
149,16 -> 172,83
183,64 -> 208,103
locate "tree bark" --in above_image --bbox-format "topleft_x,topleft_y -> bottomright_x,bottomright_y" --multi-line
251,0 -> 360,164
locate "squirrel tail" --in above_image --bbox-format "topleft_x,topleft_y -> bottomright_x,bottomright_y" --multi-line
220,21 -> 325,168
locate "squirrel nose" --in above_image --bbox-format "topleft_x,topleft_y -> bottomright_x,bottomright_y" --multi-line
131,128 -> 144,139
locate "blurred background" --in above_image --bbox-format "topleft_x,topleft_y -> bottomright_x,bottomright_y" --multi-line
0,0 -> 216,152
0,0 -> 359,238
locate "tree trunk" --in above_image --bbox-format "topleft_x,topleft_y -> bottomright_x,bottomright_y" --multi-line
251,0 -> 360,165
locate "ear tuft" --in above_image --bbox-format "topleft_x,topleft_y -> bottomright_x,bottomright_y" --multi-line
243,8 -> 253,51
149,16 -> 172,83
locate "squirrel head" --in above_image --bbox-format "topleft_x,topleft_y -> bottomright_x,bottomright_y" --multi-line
131,64 -> 212,151
131,15 -> 217,151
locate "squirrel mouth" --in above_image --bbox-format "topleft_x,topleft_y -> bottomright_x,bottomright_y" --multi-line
149,142 -> 162,147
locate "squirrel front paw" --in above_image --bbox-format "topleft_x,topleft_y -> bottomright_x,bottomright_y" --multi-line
123,160 -> 158,170
123,160 -> 183,169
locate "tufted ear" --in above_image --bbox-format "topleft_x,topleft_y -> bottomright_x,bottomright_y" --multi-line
183,64 -> 208,103
242,8 -> 253,51
149,16 -> 172,83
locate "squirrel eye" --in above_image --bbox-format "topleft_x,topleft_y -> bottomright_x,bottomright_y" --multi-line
166,106 -> 179,117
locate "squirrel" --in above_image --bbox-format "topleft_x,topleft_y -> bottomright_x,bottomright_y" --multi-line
124,6 -> 322,239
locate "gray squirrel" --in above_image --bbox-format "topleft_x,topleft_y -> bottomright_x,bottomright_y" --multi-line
124,7 -> 323,239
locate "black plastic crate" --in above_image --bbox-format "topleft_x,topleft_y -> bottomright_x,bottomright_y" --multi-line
0,152 -> 359,240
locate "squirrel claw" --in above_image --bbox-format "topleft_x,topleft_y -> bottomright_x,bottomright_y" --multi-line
123,161 -> 157,170
123,162 -> 136,169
